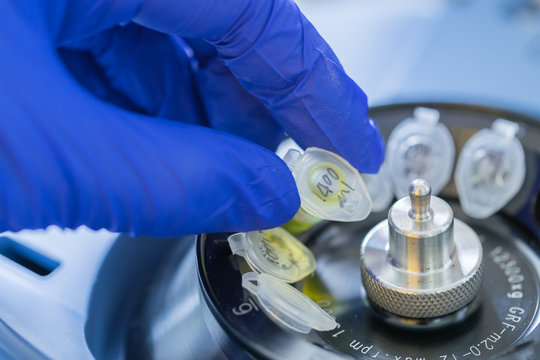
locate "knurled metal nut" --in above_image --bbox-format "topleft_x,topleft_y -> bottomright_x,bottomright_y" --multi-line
361,263 -> 484,318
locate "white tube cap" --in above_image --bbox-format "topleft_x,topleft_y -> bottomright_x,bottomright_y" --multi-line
362,159 -> 394,212
228,227 -> 316,283
455,119 -> 525,219
242,272 -> 337,334
283,147 -> 372,222
387,107 -> 455,198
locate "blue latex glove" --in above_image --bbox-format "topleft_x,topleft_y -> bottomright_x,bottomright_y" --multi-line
0,0 -> 384,236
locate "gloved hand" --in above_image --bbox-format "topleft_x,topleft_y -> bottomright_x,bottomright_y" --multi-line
0,0 -> 384,236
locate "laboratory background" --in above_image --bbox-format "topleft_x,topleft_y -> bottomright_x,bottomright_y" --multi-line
1,0 -> 540,359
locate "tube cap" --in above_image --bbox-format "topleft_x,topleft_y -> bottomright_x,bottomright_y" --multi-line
362,159 -> 394,212
283,147 -> 372,222
455,118 -> 525,219
242,272 -> 337,334
228,227 -> 316,283
387,107 -> 455,198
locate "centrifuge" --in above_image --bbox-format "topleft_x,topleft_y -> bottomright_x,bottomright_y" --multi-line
1,103 -> 539,360
1,0 -> 540,359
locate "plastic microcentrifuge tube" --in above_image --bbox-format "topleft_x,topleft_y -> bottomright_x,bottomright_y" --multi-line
228,227 -> 316,283
281,147 -> 372,234
362,159 -> 394,213
455,119 -> 525,219
387,107 -> 455,198
242,272 -> 338,334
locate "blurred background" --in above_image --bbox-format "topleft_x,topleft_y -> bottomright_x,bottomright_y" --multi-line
298,0 -> 540,117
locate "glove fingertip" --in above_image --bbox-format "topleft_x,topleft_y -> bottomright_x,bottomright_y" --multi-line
343,118 -> 385,175
362,122 -> 386,174
248,153 -> 301,229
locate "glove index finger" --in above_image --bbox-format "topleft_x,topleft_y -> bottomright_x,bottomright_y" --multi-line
52,0 -> 384,173
210,0 -> 385,173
